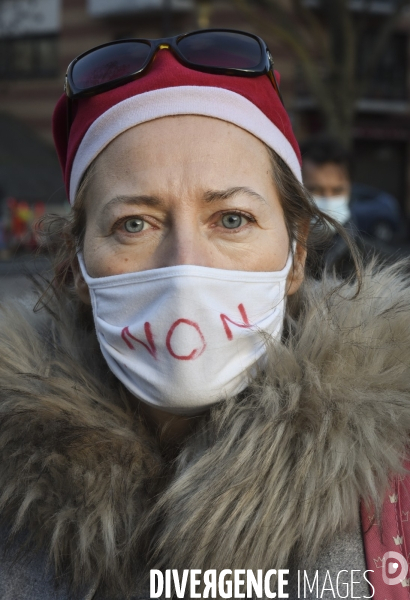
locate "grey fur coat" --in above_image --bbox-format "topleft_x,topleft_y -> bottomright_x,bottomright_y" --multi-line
1,264 -> 410,599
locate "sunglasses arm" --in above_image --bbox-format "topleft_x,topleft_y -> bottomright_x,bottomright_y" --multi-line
268,69 -> 285,107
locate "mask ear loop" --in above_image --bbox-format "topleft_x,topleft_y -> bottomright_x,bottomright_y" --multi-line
76,249 -> 91,284
282,238 -> 299,299
288,238 -> 297,270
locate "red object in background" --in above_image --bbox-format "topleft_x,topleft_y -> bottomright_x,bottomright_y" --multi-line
2,197 -> 46,253
34,202 -> 45,219
11,200 -> 30,241
31,201 -> 46,249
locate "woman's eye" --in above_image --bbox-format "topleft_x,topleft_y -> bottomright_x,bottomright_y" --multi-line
221,213 -> 248,229
123,218 -> 145,233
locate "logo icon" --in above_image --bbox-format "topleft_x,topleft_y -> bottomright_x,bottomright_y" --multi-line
382,551 -> 409,585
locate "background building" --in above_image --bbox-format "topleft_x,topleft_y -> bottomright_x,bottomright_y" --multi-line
0,0 -> 409,251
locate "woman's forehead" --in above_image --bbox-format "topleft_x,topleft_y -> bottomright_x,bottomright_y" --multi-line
102,115 -> 270,154
104,116 -> 267,169
84,116 -> 277,212
93,116 -> 271,181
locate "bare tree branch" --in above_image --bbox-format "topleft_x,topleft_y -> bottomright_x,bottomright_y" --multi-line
259,0 -> 320,51
234,0 -> 410,147
235,0 -> 347,140
289,0 -> 329,56
359,0 -> 410,96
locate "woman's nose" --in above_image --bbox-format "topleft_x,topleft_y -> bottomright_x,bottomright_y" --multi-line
161,220 -> 210,268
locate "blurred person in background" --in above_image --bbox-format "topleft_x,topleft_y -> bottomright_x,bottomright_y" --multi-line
301,135 -> 400,277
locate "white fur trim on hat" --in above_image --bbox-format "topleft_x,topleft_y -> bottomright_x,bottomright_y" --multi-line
69,85 -> 302,204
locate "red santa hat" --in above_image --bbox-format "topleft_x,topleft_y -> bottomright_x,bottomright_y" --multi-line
52,49 -> 302,205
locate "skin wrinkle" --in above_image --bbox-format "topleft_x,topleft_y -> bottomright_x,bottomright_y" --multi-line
101,187 -> 268,218
101,195 -> 164,215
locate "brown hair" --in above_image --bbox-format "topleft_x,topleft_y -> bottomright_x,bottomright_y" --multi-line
37,147 -> 362,307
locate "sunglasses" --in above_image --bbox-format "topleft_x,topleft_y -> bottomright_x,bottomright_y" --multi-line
64,29 -> 283,133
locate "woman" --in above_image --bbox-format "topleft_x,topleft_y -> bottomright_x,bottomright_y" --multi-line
1,29 -> 410,600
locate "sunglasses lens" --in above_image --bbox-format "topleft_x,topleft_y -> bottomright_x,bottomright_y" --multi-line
177,31 -> 262,70
71,41 -> 151,90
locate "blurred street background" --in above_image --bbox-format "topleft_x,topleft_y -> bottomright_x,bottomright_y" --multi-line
1,0 -> 410,299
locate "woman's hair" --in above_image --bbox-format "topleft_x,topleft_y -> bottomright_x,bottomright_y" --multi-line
37,146 -> 362,308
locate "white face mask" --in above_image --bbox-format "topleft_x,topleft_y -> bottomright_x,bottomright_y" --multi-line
313,194 -> 351,225
78,253 -> 293,415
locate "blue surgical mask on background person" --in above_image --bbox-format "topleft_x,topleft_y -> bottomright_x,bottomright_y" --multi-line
313,194 -> 351,225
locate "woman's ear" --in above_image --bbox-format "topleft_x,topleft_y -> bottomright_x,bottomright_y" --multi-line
286,224 -> 309,296
72,256 -> 91,305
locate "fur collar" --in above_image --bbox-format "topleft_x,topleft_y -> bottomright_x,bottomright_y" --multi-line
1,264 -> 410,596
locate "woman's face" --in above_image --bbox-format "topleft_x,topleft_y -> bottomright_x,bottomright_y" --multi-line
77,115 -> 305,297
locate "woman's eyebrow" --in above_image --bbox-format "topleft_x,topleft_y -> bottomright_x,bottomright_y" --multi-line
203,186 -> 267,204
102,195 -> 164,214
101,188 -> 266,214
